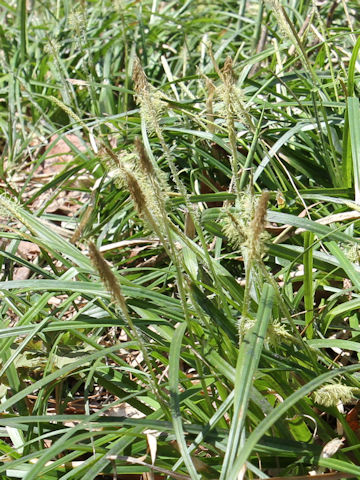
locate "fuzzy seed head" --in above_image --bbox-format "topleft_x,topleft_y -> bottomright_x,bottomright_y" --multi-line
238,316 -> 293,346
215,82 -> 247,126
0,195 -> 20,220
124,170 -> 147,216
134,137 -> 155,177
222,56 -> 235,86
222,209 -> 247,249
265,0 -> 294,42
134,138 -> 170,206
49,96 -> 88,131
68,8 -> 86,37
44,39 -> 60,56
89,242 -> 127,313
220,188 -> 255,249
0,195 -> 31,232
313,384 -> 359,407
133,56 -> 150,96
221,190 -> 270,260
344,243 -> 360,265
267,321 -> 294,346
132,57 -> 166,136
250,191 -> 270,241
100,146 -> 168,232
237,315 -> 256,339
248,191 -> 270,259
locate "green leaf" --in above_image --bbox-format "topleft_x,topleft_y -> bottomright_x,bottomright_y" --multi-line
220,284 -> 274,479
228,363 -> 360,479
169,322 -> 201,479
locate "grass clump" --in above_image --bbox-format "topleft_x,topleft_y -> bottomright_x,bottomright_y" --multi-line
1,1 -> 360,479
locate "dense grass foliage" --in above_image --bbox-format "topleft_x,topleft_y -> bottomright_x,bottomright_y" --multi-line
1,1 -> 360,479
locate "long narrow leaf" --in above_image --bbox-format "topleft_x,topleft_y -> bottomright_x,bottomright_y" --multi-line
169,322 -> 201,480
228,363 -> 360,479
220,284 -> 274,479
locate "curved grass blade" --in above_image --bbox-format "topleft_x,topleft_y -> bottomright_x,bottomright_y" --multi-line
169,322 -> 201,480
220,283 -> 274,479
228,363 -> 360,479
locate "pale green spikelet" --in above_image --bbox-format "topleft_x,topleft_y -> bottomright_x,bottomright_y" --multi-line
103,149 -> 138,190
100,145 -> 163,236
0,195 -> 30,231
221,209 -> 246,249
68,7 -> 87,38
238,315 -> 293,346
44,38 -> 60,56
265,0 -> 294,43
266,321 -> 294,346
100,145 -> 169,232
220,187 -> 256,250
134,137 -> 170,196
207,52 -> 256,197
237,315 -> 256,339
49,96 -> 88,131
313,384 -> 360,407
344,243 -> 360,264
132,57 -> 166,136
215,57 -> 249,128
0,195 -> 20,220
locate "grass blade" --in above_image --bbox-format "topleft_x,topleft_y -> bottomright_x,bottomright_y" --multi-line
347,96 -> 360,204
220,283 -> 274,479
228,363 -> 360,479
169,322 -> 201,480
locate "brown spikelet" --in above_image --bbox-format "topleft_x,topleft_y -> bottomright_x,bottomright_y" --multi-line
222,56 -> 235,86
89,242 -> 128,313
101,144 -> 120,165
184,211 -> 196,239
71,203 -> 93,244
134,137 -> 154,177
207,42 -> 223,78
132,56 -> 149,98
124,170 -> 146,215
250,191 -> 270,251
205,76 -> 216,134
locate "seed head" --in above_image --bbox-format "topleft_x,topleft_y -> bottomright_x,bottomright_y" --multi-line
89,242 -> 127,314
0,195 -> 30,231
248,191 -> 270,259
68,8 -> 86,37
265,0 -> 294,42
133,56 -> 150,97
132,57 -> 165,135
44,39 -> 60,56
222,209 -> 246,249
124,170 -> 146,216
313,384 -> 359,407
222,56 -> 235,86
220,188 -> 255,249
134,137 -> 155,177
